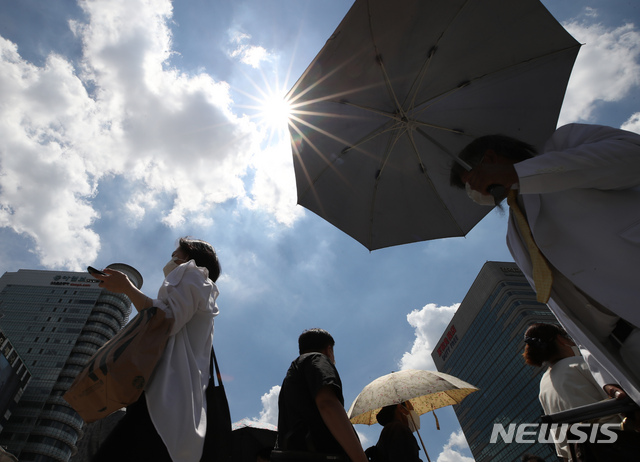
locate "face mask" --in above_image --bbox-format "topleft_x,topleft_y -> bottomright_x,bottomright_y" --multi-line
466,182 -> 495,206
407,410 -> 421,432
163,258 -> 179,277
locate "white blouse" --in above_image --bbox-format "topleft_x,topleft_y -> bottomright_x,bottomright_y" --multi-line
539,355 -> 619,459
147,260 -> 220,461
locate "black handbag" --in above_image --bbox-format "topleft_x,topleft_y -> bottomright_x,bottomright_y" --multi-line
200,346 -> 233,462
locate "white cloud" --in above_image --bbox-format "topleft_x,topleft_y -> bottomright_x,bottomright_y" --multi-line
399,303 -> 460,371
622,113 -> 640,133
245,138 -> 303,226
0,39 -> 104,268
0,0 -> 300,270
256,385 -> 280,426
228,31 -> 272,69
559,20 -> 640,124
583,7 -> 598,19
436,430 -> 474,462
241,46 -> 270,69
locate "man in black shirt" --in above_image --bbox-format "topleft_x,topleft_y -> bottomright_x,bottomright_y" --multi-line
276,328 -> 367,462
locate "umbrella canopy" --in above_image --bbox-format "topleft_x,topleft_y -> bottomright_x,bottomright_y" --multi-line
287,0 -> 580,250
347,369 -> 478,425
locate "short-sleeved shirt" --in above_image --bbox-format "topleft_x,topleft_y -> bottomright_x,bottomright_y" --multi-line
276,352 -> 346,455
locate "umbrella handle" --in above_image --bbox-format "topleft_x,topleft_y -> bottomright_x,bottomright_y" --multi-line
408,412 -> 431,462
414,428 -> 431,462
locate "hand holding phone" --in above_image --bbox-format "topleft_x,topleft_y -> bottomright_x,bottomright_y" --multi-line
87,266 -> 108,277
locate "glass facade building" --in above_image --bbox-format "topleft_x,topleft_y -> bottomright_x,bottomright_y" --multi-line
0,328 -> 32,433
431,261 -> 558,462
0,265 -> 142,462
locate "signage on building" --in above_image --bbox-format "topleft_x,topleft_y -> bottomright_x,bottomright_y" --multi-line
436,325 -> 458,361
50,275 -> 99,287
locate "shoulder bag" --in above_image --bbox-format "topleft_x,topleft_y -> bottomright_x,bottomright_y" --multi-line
200,345 -> 233,462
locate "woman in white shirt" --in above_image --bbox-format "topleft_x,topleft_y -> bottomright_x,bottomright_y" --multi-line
91,237 -> 221,462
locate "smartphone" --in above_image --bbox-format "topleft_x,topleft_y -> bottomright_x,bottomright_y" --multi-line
87,266 -> 107,277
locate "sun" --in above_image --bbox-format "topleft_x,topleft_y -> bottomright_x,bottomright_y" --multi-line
258,90 -> 293,134
233,69 -> 294,145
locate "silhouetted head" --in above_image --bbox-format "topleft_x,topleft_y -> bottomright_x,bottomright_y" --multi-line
298,328 -> 335,355
522,323 -> 572,367
178,236 -> 221,282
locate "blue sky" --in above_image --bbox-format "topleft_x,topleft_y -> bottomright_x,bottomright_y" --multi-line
0,0 -> 639,460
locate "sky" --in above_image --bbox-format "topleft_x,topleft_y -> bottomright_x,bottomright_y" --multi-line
0,0 -> 639,460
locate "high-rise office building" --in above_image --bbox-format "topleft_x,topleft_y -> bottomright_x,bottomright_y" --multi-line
432,261 -> 558,462
0,328 -> 31,433
0,265 -> 142,462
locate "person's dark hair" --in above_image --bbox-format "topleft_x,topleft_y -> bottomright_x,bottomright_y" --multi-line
298,328 -> 335,355
522,323 -> 570,367
178,237 -> 221,282
450,135 -> 537,189
376,403 -> 400,426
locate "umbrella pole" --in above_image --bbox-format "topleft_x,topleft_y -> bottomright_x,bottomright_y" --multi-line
415,428 -> 431,462
408,408 -> 431,462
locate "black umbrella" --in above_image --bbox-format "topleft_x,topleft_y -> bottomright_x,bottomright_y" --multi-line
287,0 -> 580,250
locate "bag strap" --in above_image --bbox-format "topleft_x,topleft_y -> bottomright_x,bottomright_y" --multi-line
210,346 -> 224,389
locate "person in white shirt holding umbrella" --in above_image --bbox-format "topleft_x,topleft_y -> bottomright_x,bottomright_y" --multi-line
451,123 -> 640,409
